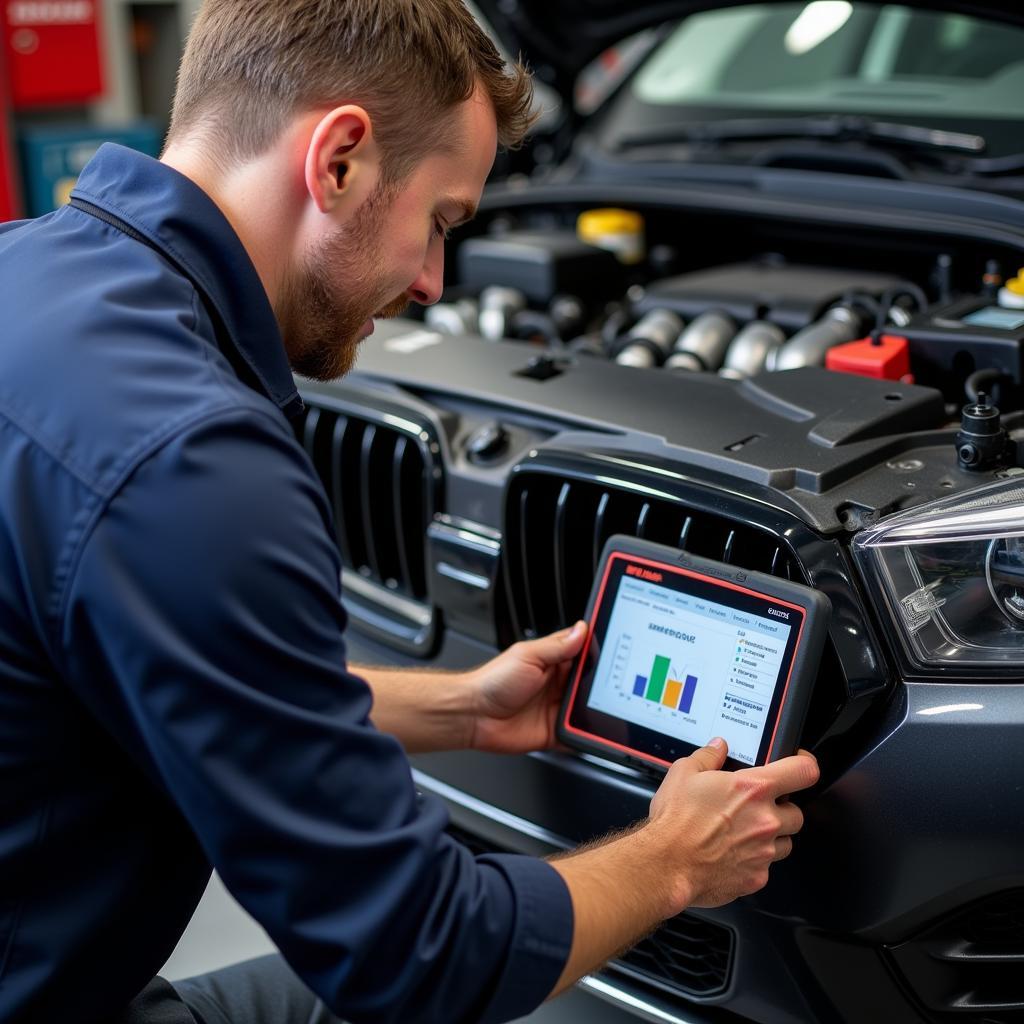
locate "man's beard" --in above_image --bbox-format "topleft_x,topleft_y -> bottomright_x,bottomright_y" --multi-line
277,183 -> 409,381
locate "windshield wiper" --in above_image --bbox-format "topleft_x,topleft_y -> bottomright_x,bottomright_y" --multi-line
615,115 -> 986,156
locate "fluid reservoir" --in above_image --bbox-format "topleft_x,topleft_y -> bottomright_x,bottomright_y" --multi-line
577,208 -> 645,265
998,268 -> 1024,310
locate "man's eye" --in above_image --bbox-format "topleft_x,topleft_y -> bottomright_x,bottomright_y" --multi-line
433,219 -> 451,241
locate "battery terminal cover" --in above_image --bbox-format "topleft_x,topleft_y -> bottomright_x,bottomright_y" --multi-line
825,333 -> 912,382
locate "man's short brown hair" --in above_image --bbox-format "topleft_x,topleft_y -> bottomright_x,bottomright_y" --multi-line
167,0 -> 535,179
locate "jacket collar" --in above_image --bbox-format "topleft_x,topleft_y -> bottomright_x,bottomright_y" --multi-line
72,143 -> 303,419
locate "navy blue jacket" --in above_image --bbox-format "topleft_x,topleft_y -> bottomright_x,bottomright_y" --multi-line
0,144 -> 572,1023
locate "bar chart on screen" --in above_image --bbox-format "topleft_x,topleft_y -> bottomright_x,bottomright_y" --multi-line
598,625 -> 706,733
631,655 -> 700,715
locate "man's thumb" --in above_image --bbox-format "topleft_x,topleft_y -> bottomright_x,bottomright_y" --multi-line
561,620 -> 587,645
528,620 -> 587,665
682,737 -> 729,773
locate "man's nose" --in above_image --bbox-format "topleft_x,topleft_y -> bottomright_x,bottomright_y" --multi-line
406,245 -> 444,306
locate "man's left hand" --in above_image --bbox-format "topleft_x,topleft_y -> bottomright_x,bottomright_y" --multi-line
467,621 -> 587,754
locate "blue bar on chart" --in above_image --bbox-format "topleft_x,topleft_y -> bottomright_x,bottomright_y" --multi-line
679,674 -> 698,714
633,674 -> 647,697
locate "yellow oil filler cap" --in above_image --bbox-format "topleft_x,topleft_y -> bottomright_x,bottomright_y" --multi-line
577,208 -> 645,265
999,268 -> 1024,309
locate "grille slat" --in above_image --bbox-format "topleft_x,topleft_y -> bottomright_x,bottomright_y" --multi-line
722,528 -> 735,564
398,436 -> 429,600
593,491 -> 610,574
678,514 -> 693,549
636,500 -> 651,538
330,416 -> 354,569
391,436 -> 412,595
359,425 -> 382,581
553,482 -> 572,627
302,406 -> 321,464
517,488 -> 540,638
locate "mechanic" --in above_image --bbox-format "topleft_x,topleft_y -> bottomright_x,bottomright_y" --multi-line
0,1 -> 819,1022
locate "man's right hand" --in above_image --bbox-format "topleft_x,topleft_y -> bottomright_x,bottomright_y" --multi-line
648,738 -> 819,913
547,739 -> 819,998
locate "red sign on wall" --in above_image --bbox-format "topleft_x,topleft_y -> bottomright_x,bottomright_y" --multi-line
0,49 -> 20,219
3,1 -> 104,108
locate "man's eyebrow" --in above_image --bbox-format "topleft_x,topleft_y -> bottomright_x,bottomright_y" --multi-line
444,199 -> 478,227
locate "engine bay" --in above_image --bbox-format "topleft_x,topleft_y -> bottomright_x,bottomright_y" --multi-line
425,205 -> 1024,416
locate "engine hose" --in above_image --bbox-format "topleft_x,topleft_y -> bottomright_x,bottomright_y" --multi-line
885,281 -> 929,312
601,306 -> 630,353
876,284 -> 929,332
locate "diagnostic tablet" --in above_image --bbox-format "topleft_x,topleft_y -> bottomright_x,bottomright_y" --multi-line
558,535 -> 830,772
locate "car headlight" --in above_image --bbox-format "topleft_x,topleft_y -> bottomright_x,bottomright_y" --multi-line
854,478 -> 1024,669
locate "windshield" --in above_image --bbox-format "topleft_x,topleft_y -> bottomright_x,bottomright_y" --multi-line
603,3 -> 1024,158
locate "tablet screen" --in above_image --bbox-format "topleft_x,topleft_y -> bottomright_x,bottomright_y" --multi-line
563,551 -> 807,769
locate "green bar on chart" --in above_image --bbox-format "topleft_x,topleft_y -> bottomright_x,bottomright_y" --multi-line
645,654 -> 670,703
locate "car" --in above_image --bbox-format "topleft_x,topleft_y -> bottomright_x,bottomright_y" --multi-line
295,3 -> 1024,1022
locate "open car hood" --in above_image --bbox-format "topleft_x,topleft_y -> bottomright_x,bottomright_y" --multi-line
475,0 -> 1024,101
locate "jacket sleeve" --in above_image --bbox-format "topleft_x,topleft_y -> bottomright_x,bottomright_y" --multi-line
58,408 -> 573,1023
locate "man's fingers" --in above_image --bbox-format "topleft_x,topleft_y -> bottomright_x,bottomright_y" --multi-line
772,836 -> 794,862
776,801 -> 804,837
759,752 -> 820,800
674,737 -> 729,775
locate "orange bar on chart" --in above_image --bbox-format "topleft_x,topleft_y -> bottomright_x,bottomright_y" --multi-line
663,679 -> 683,709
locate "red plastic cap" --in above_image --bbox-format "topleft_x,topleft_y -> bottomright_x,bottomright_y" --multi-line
826,334 -> 911,380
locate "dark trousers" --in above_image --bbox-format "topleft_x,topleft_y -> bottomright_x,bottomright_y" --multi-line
173,954 -> 342,1024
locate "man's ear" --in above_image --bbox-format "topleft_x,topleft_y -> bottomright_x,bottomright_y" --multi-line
304,105 -> 380,215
